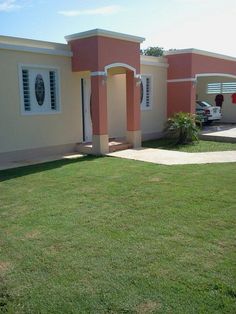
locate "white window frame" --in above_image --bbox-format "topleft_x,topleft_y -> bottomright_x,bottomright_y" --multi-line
140,74 -> 153,111
18,64 -> 61,115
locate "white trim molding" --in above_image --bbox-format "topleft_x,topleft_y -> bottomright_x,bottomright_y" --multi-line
195,73 -> 236,79
167,78 -> 196,83
164,48 -> 236,62
90,71 -> 107,77
65,28 -> 145,43
0,42 -> 72,57
91,63 -> 141,80
104,63 -> 139,77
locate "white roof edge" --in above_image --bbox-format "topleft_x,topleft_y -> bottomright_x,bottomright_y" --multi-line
0,42 -> 72,57
164,48 -> 236,62
0,35 -> 70,51
65,28 -> 145,43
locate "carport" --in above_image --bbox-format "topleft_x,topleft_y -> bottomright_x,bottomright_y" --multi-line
196,74 -> 236,123
165,49 -> 236,122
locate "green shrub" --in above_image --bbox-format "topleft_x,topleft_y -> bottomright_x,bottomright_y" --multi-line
165,112 -> 200,144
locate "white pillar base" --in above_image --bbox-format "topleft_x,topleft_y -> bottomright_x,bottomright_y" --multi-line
92,134 -> 109,155
126,130 -> 141,148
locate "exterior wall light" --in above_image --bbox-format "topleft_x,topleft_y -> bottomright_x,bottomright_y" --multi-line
135,75 -> 142,86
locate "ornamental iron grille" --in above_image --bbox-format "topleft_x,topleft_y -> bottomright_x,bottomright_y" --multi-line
35,74 -> 45,106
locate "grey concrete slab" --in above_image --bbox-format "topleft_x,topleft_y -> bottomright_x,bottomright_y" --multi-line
108,148 -> 236,165
200,124 -> 236,143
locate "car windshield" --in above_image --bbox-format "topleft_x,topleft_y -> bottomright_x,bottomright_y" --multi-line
197,101 -> 212,108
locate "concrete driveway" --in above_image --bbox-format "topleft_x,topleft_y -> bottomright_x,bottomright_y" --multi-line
200,123 -> 236,143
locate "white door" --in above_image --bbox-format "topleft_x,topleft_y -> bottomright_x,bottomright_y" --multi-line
82,78 -> 92,142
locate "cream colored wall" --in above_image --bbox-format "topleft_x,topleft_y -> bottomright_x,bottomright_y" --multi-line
197,76 -> 236,123
0,49 -> 83,153
140,64 -> 167,137
107,74 -> 126,138
106,63 -> 167,140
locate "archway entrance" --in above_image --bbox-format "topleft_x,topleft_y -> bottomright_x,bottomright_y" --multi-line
196,74 -> 236,123
65,29 -> 145,155
165,49 -> 236,118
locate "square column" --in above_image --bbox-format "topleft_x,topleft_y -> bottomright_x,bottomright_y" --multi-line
126,71 -> 141,148
91,75 -> 109,155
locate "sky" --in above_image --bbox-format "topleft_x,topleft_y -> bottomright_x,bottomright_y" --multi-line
0,0 -> 236,57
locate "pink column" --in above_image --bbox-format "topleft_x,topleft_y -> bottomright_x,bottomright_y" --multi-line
91,75 -> 108,134
91,75 -> 109,154
126,71 -> 141,147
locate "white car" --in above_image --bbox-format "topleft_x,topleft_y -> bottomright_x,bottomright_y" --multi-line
196,101 -> 222,123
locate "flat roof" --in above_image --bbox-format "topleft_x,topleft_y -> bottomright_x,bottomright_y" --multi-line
0,35 -> 69,50
65,28 -> 145,43
164,48 -> 236,62
0,35 -> 71,57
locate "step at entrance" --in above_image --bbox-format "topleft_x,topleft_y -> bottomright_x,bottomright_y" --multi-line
108,141 -> 133,152
76,139 -> 133,154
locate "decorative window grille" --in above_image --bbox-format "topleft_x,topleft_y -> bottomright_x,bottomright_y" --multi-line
19,66 -> 60,114
207,82 -> 236,94
222,82 -> 236,93
206,83 -> 221,94
22,69 -> 31,111
49,71 -> 57,110
140,75 -> 152,110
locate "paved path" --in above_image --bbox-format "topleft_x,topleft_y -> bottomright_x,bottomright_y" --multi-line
200,124 -> 236,142
108,148 -> 236,165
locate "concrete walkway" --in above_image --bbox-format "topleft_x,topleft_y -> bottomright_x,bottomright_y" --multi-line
108,148 -> 236,165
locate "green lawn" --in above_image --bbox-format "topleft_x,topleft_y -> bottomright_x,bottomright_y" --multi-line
142,138 -> 236,152
0,156 -> 236,313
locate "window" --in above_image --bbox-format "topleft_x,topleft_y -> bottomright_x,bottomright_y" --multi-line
19,65 -> 60,114
222,82 -> 236,93
206,83 -> 221,94
207,82 -> 236,94
140,75 -> 152,110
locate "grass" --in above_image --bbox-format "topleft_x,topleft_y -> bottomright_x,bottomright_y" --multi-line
0,156 -> 236,313
142,138 -> 236,152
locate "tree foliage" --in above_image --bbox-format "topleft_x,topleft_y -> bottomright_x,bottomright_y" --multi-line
141,46 -> 164,57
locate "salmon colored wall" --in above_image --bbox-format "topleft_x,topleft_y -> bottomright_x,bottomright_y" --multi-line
167,54 -> 192,79
69,36 -> 140,73
91,76 -> 108,135
167,81 -> 196,116
70,37 -> 99,72
167,53 -> 236,116
191,54 -> 236,76
167,53 -> 236,80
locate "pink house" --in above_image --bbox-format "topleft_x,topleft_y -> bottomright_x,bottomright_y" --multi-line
0,28 -> 236,161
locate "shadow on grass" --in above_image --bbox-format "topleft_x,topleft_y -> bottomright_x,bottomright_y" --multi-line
142,138 -> 193,150
0,155 -> 100,182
